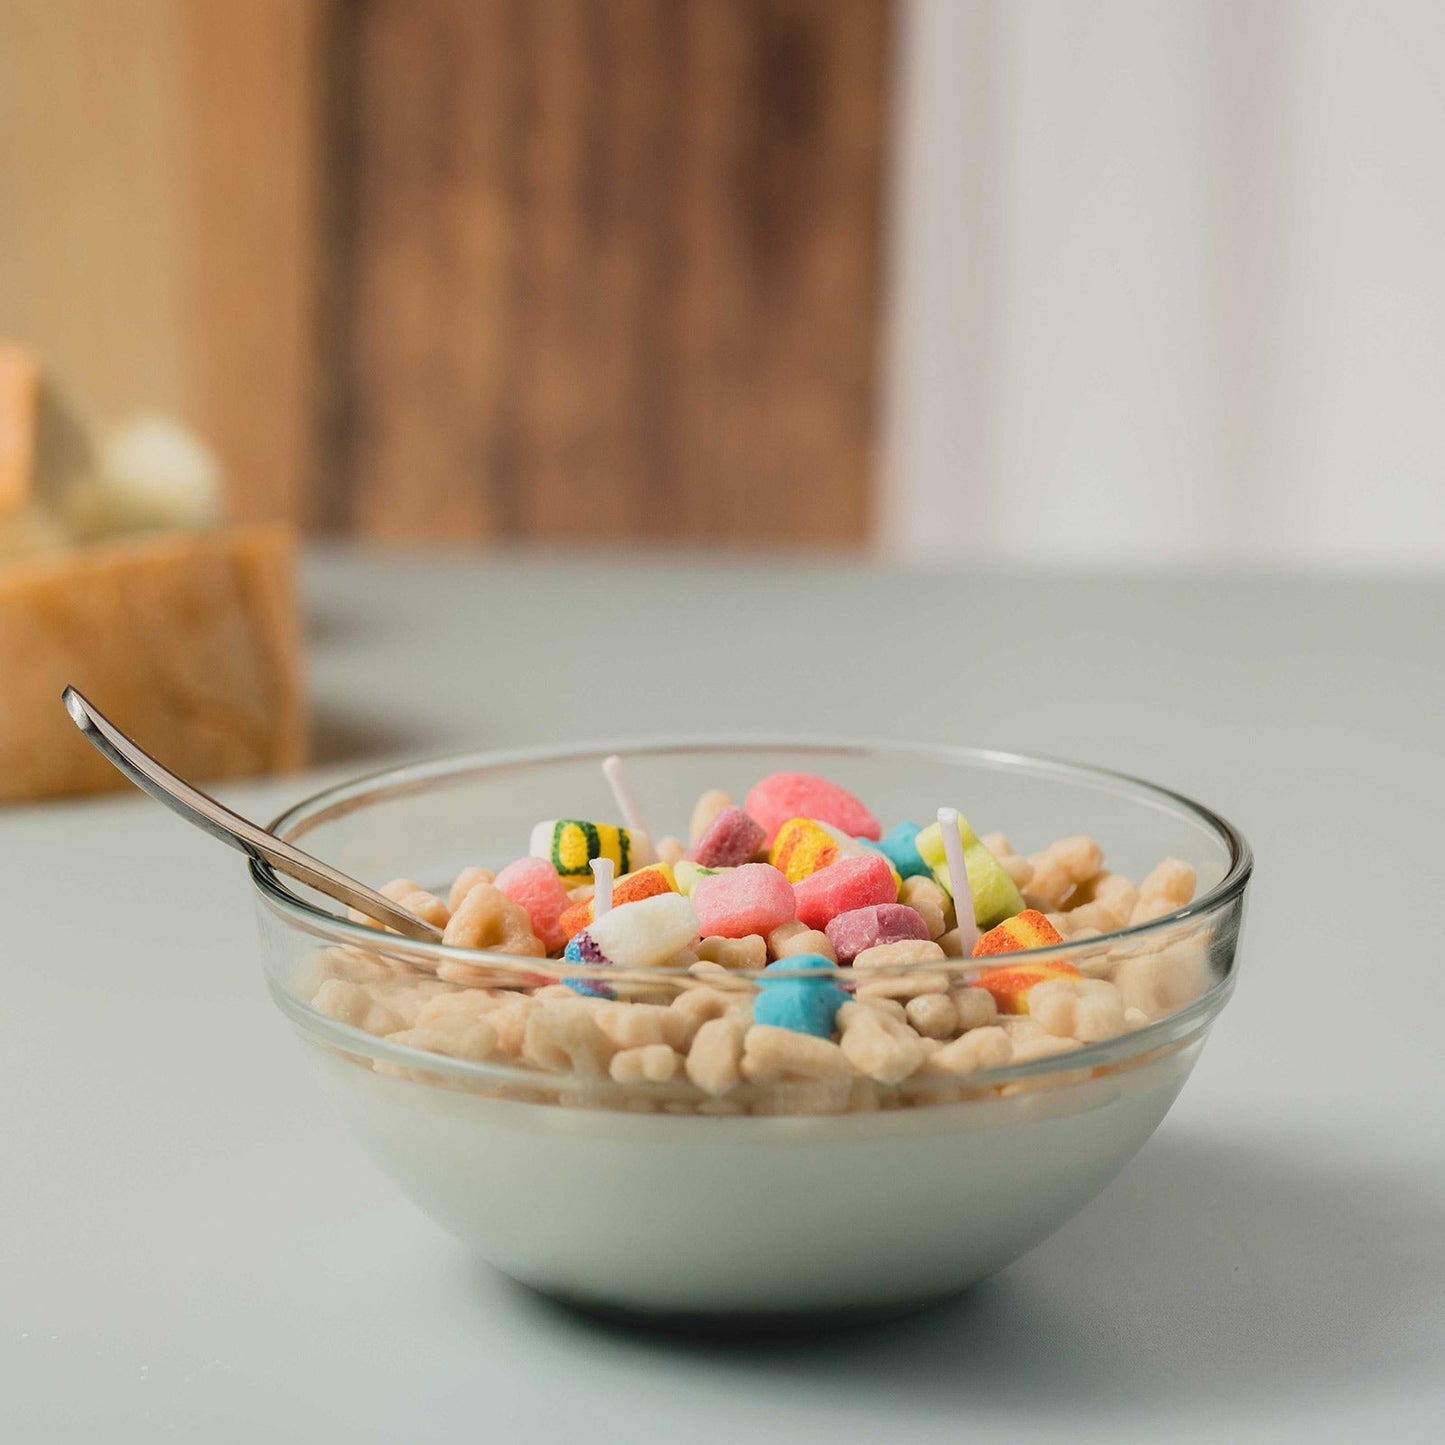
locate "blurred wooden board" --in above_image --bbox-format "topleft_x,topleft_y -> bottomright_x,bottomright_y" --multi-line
2,0 -> 891,546
0,526 -> 306,803
0,343 -> 40,516
323,0 -> 891,545
0,0 -> 325,533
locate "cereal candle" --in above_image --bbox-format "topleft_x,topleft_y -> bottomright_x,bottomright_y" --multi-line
602,754 -> 656,866
590,856 -> 615,918
937,806 -> 979,954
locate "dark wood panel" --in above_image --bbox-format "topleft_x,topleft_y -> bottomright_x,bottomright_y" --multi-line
331,0 -> 891,545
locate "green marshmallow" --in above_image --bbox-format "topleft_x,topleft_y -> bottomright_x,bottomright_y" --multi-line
674,859 -> 729,896
914,814 -> 1025,929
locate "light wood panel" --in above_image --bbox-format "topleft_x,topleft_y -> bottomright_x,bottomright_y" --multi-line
0,0 -> 325,531
0,0 -> 198,426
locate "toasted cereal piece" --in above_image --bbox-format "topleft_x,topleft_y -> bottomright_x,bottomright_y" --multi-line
1061,872 -> 1139,934
1028,976 -> 1127,1042
859,996 -> 909,1024
443,883 -> 546,955
1010,1032 -> 1083,1064
357,878 -> 449,932
696,933 -> 767,970
852,938 -> 947,972
769,922 -> 837,962
905,992 -> 958,1040
489,996 -> 538,1055
837,1001 -> 926,1085
609,1044 -> 684,1084
1023,836 -> 1104,911
851,937 -> 951,1000
1130,858 -> 1197,924
755,1078 -> 855,1116
389,1009 -> 500,1064
447,867 -> 496,912
416,988 -> 507,1024
670,985 -> 736,1045
898,874 -> 950,939
849,936 -> 953,994
685,960 -> 750,989
928,1024 -> 1012,1075
312,945 -> 407,987
592,1001 -> 687,1051
522,999 -> 616,1078
950,985 -> 1000,1031
368,976 -> 454,1028
741,1025 -> 854,1083
686,1017 -> 746,1096
312,978 -> 404,1037
1113,941 -> 1210,1019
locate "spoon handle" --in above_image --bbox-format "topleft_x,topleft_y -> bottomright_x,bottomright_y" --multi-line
62,687 -> 444,942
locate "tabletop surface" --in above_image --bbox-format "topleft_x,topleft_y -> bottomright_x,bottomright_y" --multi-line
4,549 -> 1442,1443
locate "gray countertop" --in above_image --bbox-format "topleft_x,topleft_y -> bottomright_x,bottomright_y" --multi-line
4,549 -> 1442,1442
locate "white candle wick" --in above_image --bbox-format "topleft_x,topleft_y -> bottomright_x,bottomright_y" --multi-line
602,754 -> 650,839
937,806 -> 978,954
602,753 -> 656,866
590,856 -> 615,918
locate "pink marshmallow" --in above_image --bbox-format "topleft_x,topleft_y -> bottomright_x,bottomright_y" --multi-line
793,853 -> 897,932
745,771 -> 882,845
493,856 -> 572,952
685,805 -> 766,868
825,904 -> 931,965
691,863 -> 796,940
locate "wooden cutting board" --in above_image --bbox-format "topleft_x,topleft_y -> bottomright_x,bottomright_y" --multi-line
0,525 -> 307,803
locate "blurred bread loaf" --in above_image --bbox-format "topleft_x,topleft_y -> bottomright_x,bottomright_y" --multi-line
0,341 -> 307,803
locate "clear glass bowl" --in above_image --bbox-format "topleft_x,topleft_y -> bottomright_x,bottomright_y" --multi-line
253,740 -> 1251,1319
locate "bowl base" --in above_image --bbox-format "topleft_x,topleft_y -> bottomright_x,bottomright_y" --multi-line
524,1282 -> 959,1341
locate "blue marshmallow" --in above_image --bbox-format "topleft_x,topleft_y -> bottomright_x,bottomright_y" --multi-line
752,954 -> 850,1038
866,821 -> 930,880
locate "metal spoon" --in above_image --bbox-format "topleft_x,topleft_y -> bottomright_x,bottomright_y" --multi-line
61,686 -> 444,942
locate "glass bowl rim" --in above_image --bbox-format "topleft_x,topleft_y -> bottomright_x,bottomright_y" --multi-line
254,739 -> 1248,965
252,735 -> 1251,1094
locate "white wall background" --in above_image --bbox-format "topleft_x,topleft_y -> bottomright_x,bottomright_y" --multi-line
883,0 -> 1445,566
